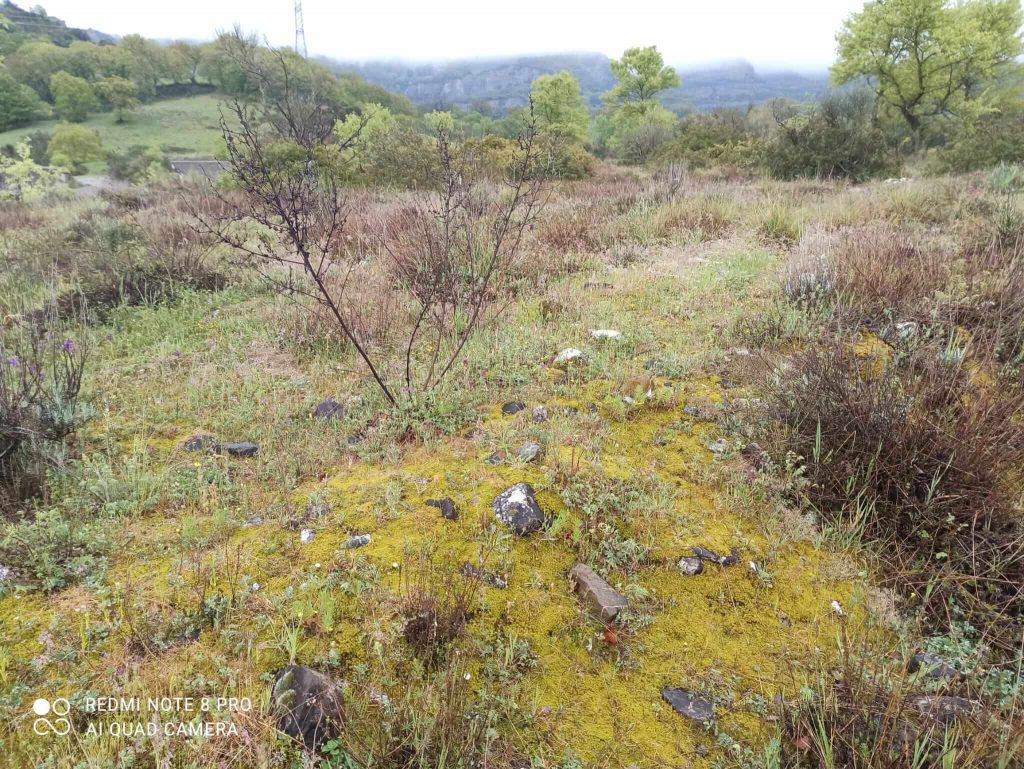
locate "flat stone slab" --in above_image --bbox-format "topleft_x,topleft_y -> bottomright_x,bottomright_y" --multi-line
569,563 -> 628,622
312,398 -> 344,420
501,401 -> 526,415
662,687 -> 714,724
908,653 -> 958,680
223,441 -> 258,458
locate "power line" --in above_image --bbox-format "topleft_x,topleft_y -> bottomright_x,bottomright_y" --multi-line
293,0 -> 307,59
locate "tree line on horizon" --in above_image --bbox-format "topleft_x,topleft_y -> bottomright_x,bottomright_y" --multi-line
1,0 -> 1023,184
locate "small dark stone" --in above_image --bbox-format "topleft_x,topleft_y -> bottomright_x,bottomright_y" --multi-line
427,497 -> 459,521
183,433 -> 219,453
242,515 -> 264,527
340,534 -> 371,549
562,406 -> 579,416
492,482 -> 546,536
459,562 -> 507,589
587,403 -> 599,413
662,687 -> 714,724
312,398 -> 344,420
677,556 -> 703,576
271,665 -> 344,750
912,696 -> 976,725
909,653 -> 958,680
683,405 -> 701,417
223,441 -> 258,458
463,427 -> 487,440
486,451 -> 506,465
502,401 -> 526,415
532,405 -> 548,423
692,546 -> 739,566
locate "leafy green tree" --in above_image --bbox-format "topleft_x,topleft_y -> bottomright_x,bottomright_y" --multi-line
600,47 -> 680,162
530,71 -> 589,144
609,102 -> 678,163
0,142 -> 67,202
0,66 -> 46,130
50,71 -> 97,122
47,123 -> 105,173
5,40 -> 68,100
167,40 -> 204,84
833,0 -> 1024,145
96,76 -> 139,122
114,34 -> 164,101
604,46 -> 680,105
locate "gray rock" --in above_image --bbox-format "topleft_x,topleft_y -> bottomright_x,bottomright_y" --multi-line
312,399 -> 344,420
662,687 -> 714,724
300,528 -> 315,544
677,556 -> 704,576
590,329 -> 622,341
492,482 -> 545,536
427,497 -> 458,521
532,405 -> 548,423
554,348 -> 587,366
182,433 -> 219,453
583,282 -> 614,290
271,665 -> 344,750
516,443 -> 542,462
502,401 -> 527,415
224,441 -> 258,458
242,515 -> 264,527
0,564 -> 14,582
486,451 -> 506,465
909,653 -> 958,680
911,696 -> 976,724
341,534 -> 371,549
568,563 -> 628,622
683,405 -> 701,417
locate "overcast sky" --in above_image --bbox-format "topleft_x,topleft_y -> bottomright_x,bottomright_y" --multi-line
37,0 -> 865,70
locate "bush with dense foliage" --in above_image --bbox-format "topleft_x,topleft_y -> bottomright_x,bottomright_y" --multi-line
931,105 -> 1024,172
761,92 -> 899,181
46,122 -> 105,173
654,109 -> 766,169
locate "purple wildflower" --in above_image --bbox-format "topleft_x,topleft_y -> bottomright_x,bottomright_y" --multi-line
6,356 -> 17,368
62,339 -> 76,353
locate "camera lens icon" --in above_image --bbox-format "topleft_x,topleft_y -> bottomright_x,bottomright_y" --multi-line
32,697 -> 71,736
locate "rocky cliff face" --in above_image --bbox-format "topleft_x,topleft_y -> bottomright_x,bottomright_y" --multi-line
327,54 -> 829,113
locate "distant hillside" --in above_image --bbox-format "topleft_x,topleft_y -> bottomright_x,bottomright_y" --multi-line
329,54 -> 830,114
0,1 -> 116,46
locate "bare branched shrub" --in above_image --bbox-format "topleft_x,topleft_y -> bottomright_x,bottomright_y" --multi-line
400,550 -> 480,663
196,36 -> 545,406
372,124 -> 545,392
